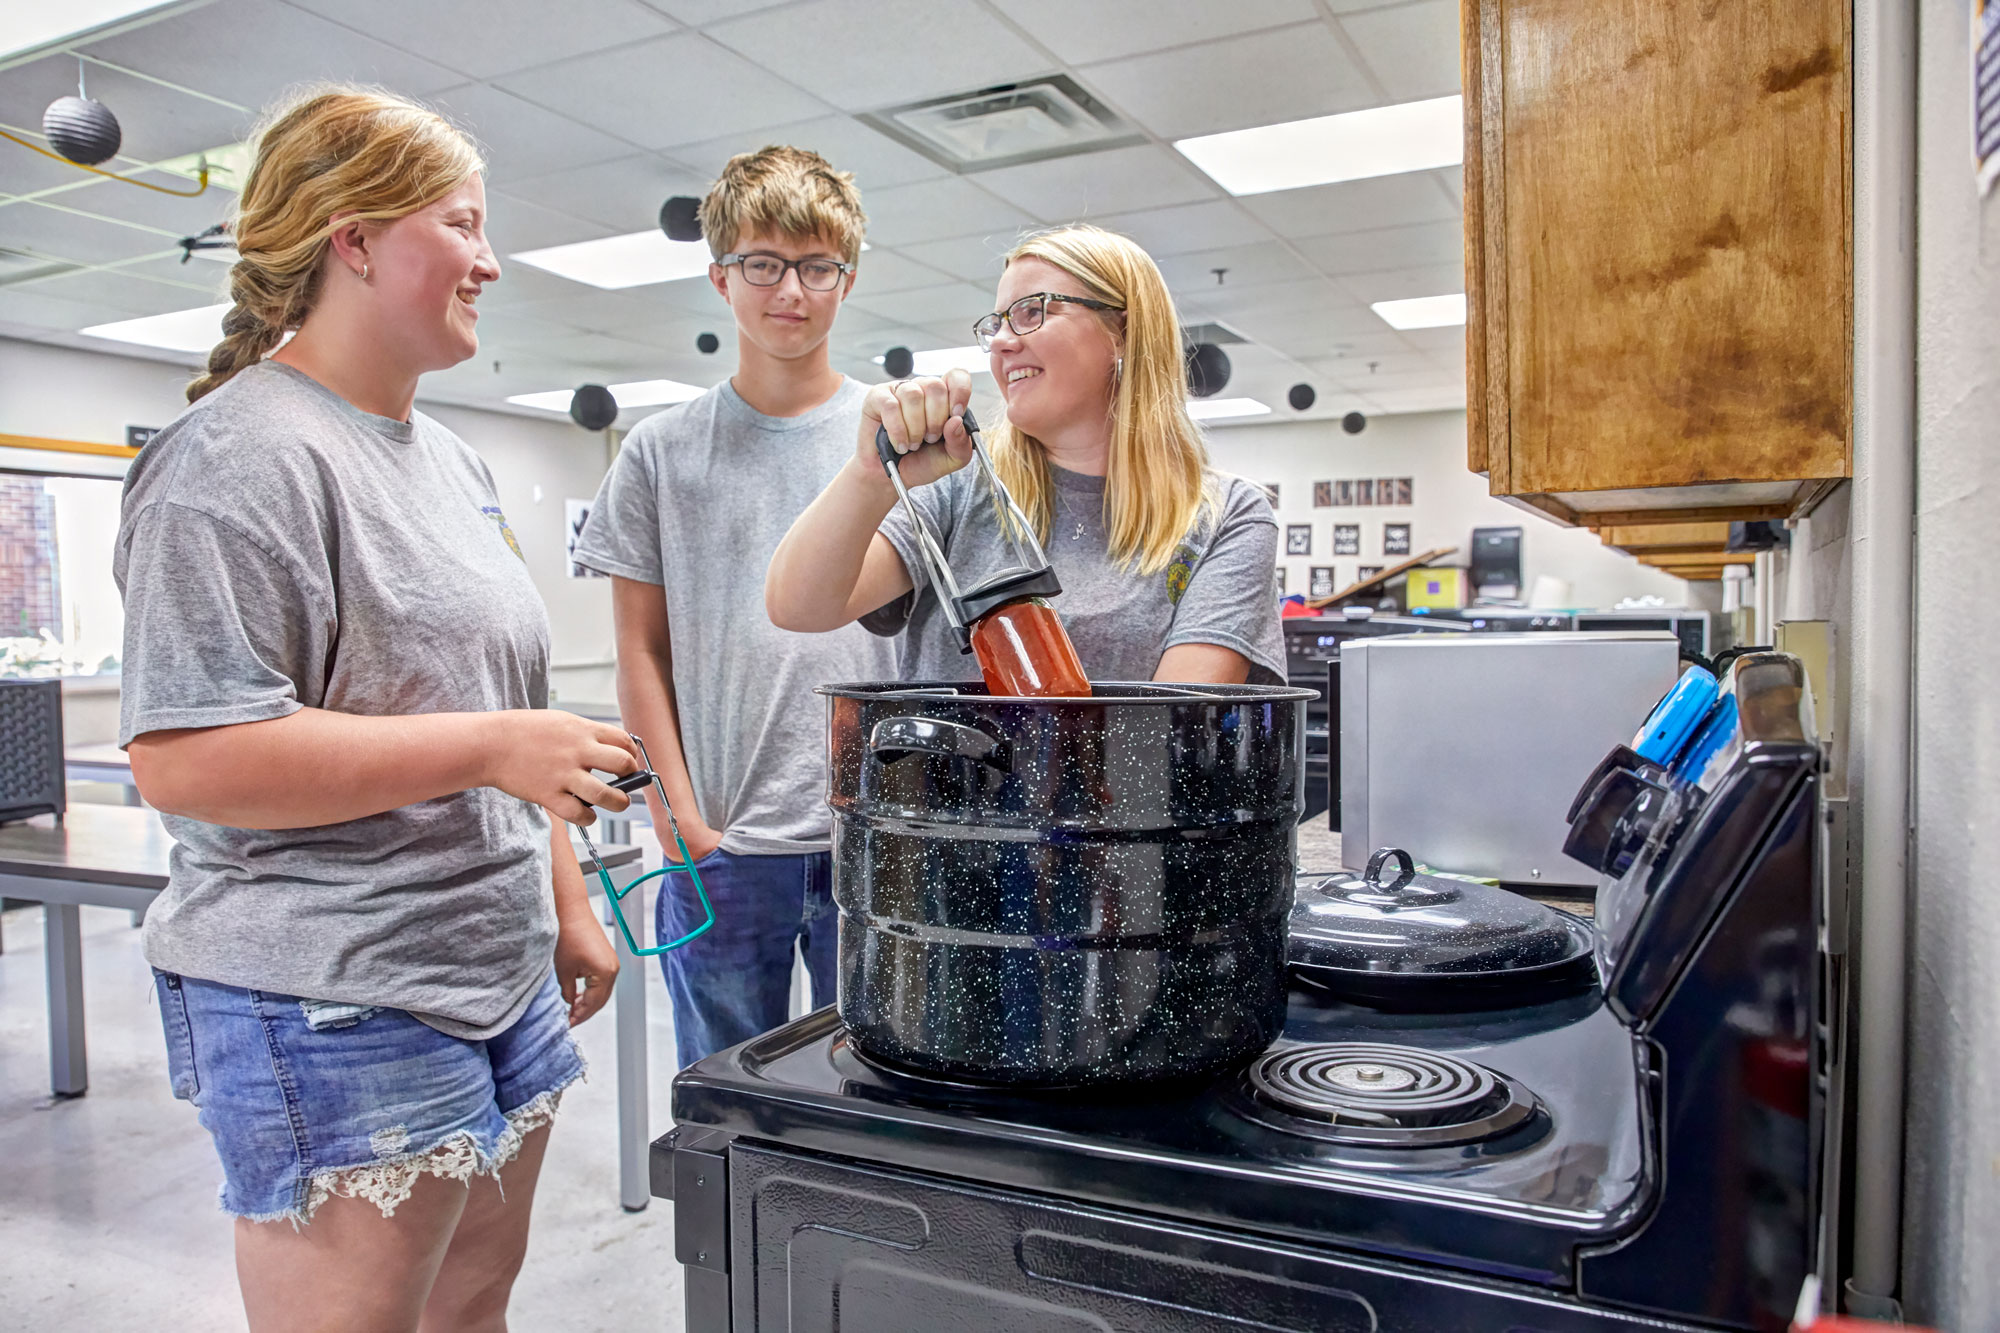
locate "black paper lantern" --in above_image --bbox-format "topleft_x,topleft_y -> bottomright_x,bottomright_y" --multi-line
882,346 -> 914,379
695,331 -> 720,354
43,96 -> 121,166
1342,411 -> 1367,435
1186,343 -> 1231,398
570,384 -> 619,431
1287,383 -> 1316,411
660,196 -> 703,242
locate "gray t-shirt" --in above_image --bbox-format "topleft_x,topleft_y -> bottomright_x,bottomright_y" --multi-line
862,462 -> 1286,685
115,360 -> 555,1040
571,377 -> 896,855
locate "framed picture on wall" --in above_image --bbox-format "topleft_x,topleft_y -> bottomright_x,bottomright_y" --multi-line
1309,566 -> 1336,599
1333,480 -> 1355,506
1355,479 -> 1375,507
1312,480 -> 1333,507
1285,524 -> 1313,556
1395,477 -> 1414,505
1383,522 -> 1412,556
1332,523 -> 1360,556
1377,477 -> 1399,505
1274,567 -> 1286,597
1262,482 -> 1282,508
1357,565 -> 1384,581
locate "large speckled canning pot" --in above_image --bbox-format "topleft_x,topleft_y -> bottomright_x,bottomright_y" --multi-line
819,680 -> 1313,1088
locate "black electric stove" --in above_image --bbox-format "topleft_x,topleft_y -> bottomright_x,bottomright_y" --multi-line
655,653 -> 1827,1333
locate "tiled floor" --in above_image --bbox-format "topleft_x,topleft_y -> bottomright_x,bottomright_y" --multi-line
0,899 -> 688,1331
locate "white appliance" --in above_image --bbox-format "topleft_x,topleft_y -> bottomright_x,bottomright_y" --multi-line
1339,632 -> 1680,886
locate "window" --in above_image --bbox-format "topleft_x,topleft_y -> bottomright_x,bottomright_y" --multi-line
0,473 -> 124,677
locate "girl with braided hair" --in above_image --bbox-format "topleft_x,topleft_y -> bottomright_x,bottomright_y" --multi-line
115,86 -> 637,1331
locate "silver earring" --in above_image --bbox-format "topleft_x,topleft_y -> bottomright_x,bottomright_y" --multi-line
360,264 -> 369,281
1114,354 -> 1123,380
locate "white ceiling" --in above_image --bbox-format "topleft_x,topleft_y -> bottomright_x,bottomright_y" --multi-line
0,0 -> 1468,428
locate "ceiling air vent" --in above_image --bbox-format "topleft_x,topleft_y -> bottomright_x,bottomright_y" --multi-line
862,74 -> 1142,173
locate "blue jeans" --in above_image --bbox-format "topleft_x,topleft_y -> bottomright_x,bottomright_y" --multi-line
656,847 -> 838,1068
152,968 -> 582,1224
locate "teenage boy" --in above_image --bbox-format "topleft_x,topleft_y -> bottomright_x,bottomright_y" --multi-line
572,147 -> 893,1067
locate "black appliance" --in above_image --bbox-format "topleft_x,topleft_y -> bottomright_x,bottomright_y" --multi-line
1281,612 -> 1466,825
657,652 -> 1828,1332
820,680 -> 1310,1087
1469,525 -> 1525,601
1574,608 -> 1710,658
0,678 -> 65,825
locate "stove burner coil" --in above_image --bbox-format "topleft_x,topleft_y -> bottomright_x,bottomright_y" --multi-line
1243,1043 -> 1537,1147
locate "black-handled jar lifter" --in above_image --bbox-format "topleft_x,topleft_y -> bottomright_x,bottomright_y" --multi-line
875,407 -> 1060,654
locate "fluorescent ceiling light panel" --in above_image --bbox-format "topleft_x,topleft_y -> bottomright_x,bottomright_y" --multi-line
1187,397 -> 1271,421
912,346 -> 989,376
2,1 -> 193,63
80,303 -> 228,353
512,231 -> 713,290
1174,95 -> 1463,197
1370,293 -> 1467,330
507,378 -> 705,413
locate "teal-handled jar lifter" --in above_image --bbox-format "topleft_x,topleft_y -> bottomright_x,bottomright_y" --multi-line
574,734 -> 716,956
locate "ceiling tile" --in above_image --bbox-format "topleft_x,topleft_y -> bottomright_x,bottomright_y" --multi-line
500,153 -> 712,233
1155,241 -> 1317,294
483,191 -> 617,257
846,280 -> 992,329
704,0 -> 1049,112
1239,173 -> 1457,238
894,233 -> 1014,284
0,286 -> 159,336
14,265 -> 216,315
986,0 -> 1319,66
1338,1 -> 1462,103
0,200 -> 178,266
663,114 -> 951,193
0,54 -> 253,164
970,144 -> 1217,224
635,0 -> 794,25
1090,199 -> 1271,256
2,170 -> 236,243
859,177 -> 1038,248
429,84 -> 639,184
79,0 -> 464,107
1337,261 -> 1465,305
850,248 -> 954,296
1295,218 -> 1461,275
283,0 -> 678,80
1081,23 -> 1376,140
1358,385 -> 1467,415
493,32 -> 829,151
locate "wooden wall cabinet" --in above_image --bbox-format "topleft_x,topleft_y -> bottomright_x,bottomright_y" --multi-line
1463,0 -> 1851,528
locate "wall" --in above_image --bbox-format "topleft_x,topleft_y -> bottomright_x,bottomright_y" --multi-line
1900,8 -> 2000,1326
1203,410 -> 1689,609
0,337 -> 619,706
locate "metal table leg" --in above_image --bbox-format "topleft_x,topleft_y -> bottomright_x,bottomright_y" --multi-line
45,903 -> 86,1096
614,900 -> 649,1212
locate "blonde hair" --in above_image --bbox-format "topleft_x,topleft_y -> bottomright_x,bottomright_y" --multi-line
989,225 -> 1214,576
187,86 -> 484,402
699,145 -> 866,264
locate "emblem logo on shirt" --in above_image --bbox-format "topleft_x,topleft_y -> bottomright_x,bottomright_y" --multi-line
1165,542 -> 1198,604
480,505 -> 525,562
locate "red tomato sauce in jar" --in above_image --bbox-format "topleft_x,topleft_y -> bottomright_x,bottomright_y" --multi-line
969,597 -> 1091,697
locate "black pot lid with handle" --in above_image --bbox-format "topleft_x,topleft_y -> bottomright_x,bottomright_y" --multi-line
1289,848 -> 1597,1010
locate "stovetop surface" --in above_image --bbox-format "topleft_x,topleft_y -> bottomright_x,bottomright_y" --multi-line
672,982 -> 1650,1286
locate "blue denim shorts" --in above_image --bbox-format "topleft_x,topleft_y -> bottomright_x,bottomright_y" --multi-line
152,967 -> 583,1225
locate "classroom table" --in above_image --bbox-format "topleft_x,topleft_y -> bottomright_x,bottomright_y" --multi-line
63,743 -> 142,805
0,804 -> 662,1211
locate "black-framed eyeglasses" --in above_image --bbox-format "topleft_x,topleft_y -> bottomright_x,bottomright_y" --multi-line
973,291 -> 1124,350
718,251 -> 854,291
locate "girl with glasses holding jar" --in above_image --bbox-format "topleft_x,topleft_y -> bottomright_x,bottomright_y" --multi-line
767,223 -> 1285,689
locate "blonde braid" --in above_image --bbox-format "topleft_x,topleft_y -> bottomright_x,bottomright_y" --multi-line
184,85 -> 482,403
